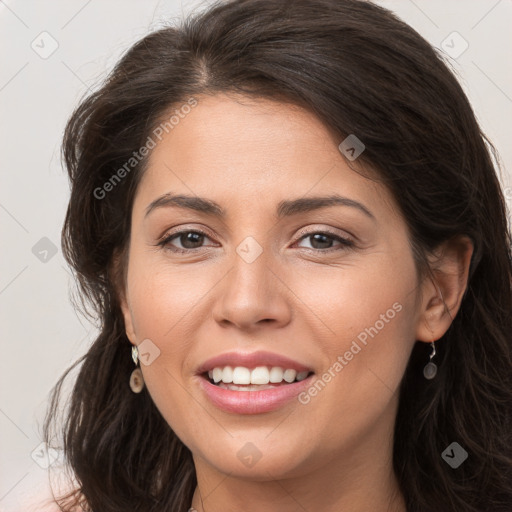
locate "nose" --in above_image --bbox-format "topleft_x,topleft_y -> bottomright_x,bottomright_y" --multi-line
212,244 -> 292,331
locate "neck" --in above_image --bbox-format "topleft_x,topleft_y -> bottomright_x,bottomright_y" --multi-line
191,467 -> 405,512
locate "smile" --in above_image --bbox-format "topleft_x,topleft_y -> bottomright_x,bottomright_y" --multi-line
195,350 -> 316,414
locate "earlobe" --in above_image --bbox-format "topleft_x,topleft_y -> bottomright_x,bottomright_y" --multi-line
415,235 -> 474,343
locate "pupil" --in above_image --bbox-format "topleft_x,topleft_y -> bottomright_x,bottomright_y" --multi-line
311,234 -> 332,249
182,232 -> 204,249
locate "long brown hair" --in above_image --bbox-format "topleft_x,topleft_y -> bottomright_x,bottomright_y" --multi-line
44,0 -> 512,510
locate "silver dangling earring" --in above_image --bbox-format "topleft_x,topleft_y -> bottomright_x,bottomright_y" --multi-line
129,345 -> 145,393
423,340 -> 437,380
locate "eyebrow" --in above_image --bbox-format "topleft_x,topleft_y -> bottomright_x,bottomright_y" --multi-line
144,193 -> 375,221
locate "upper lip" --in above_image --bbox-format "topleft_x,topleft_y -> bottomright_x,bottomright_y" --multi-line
196,350 -> 314,375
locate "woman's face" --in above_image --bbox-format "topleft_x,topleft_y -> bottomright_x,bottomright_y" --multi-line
120,93 -> 429,481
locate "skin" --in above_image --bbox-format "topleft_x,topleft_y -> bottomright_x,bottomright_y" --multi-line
119,92 -> 473,512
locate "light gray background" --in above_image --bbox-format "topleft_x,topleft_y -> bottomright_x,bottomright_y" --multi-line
1,1 -> 511,510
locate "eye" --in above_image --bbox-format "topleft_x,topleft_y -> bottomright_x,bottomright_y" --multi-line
158,229 -> 215,253
294,231 -> 355,251
157,228 -> 355,254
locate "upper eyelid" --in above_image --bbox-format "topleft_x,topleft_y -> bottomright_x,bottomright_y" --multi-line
158,225 -> 216,241
160,225 -> 350,238
294,225 -> 354,241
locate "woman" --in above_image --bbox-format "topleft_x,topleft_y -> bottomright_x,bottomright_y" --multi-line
44,0 -> 512,511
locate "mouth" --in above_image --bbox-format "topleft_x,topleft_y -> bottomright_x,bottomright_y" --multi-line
195,350 -> 316,414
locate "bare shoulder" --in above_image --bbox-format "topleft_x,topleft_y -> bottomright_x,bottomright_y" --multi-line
8,469 -> 85,512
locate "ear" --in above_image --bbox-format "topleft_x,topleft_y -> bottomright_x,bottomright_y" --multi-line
415,235 -> 474,343
111,248 -> 137,345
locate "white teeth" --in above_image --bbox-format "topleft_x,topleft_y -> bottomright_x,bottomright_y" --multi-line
250,366 -> 269,384
212,367 -> 223,384
269,367 -> 284,383
283,369 -> 297,383
232,367 -> 251,384
296,371 -> 309,381
207,365 -> 311,385
222,366 -> 233,383
218,383 -> 278,391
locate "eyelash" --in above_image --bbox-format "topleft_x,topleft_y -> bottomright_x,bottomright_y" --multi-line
157,228 -> 355,254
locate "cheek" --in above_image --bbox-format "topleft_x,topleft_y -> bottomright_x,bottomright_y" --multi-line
126,253 -> 216,341
292,250 -> 417,422
124,256 -> 196,387
292,245 -> 416,347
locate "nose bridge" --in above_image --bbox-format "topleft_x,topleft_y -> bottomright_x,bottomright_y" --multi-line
212,235 -> 291,329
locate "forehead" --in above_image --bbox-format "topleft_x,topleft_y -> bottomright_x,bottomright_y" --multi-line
134,93 -> 400,222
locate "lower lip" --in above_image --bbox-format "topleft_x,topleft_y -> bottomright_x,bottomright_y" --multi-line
197,375 -> 315,414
